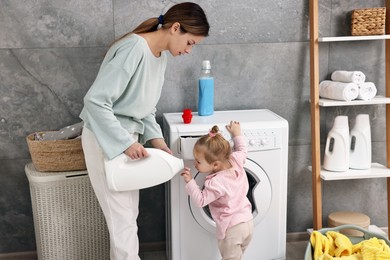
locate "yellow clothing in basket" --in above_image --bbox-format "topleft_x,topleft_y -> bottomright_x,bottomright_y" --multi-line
310,231 -> 390,260
327,231 -> 353,257
311,230 -> 330,258
353,237 -> 390,260
311,231 -> 353,258
317,254 -> 361,260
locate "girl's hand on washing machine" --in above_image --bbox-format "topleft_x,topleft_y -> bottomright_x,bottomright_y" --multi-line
180,167 -> 193,183
226,120 -> 241,137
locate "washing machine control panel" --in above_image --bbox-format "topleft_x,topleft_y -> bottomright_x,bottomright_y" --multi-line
221,128 -> 282,152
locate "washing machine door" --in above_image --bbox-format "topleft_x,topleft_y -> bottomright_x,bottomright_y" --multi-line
188,158 -> 272,234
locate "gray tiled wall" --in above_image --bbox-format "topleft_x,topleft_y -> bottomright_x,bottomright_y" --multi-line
0,0 -> 387,254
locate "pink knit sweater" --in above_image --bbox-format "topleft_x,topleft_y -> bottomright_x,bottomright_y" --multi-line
185,135 -> 253,239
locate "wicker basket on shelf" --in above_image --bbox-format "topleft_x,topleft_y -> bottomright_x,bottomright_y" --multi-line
351,7 -> 386,36
26,132 -> 86,172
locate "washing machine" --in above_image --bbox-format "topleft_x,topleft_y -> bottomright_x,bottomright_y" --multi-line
162,109 -> 288,260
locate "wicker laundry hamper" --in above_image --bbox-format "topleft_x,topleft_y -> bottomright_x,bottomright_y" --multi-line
25,163 -> 109,260
26,132 -> 86,172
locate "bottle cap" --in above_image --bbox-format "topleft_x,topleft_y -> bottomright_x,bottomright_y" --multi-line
182,109 -> 193,124
202,60 -> 211,70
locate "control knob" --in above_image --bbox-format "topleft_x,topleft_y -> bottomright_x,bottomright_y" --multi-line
249,139 -> 256,146
260,138 -> 268,146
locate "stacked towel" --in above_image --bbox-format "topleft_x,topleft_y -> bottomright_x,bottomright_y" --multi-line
331,70 -> 366,84
320,70 -> 378,101
356,82 -> 377,101
319,80 -> 359,101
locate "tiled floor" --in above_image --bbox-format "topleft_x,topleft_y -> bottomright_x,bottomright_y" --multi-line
2,229 -> 387,259
0,240 -> 309,260
139,240 -> 309,260
140,227 -> 390,259
286,240 -> 309,260
140,241 -> 308,260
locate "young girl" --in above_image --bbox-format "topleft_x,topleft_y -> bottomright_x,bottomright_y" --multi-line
181,121 -> 254,260
80,2 -> 209,260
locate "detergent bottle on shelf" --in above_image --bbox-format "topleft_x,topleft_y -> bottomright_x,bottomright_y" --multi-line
349,114 -> 371,170
323,115 -> 349,172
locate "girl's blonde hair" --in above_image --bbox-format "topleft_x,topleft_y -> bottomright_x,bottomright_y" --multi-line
113,2 -> 209,45
195,125 -> 231,164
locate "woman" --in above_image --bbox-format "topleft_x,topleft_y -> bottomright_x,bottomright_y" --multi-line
80,2 -> 209,259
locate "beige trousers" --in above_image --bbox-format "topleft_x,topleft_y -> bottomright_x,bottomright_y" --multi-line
218,220 -> 254,260
82,127 -> 140,260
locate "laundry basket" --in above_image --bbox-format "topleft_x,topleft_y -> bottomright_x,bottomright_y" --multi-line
25,163 -> 109,260
304,224 -> 390,260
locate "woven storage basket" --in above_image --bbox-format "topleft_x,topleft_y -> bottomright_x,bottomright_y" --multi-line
351,7 -> 386,36
26,132 -> 86,172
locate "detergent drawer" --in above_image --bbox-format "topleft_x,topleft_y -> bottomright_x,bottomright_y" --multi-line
179,136 -> 201,160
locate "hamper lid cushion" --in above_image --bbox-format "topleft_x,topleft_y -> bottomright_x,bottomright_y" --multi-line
328,211 -> 370,227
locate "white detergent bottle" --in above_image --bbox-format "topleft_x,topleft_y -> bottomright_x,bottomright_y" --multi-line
323,116 -> 349,172
104,148 -> 184,191
349,114 -> 371,170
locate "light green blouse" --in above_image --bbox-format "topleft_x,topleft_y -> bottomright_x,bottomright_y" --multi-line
80,34 -> 167,160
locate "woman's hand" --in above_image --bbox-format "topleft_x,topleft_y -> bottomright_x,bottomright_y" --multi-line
180,167 -> 193,183
124,142 -> 149,159
150,138 -> 173,155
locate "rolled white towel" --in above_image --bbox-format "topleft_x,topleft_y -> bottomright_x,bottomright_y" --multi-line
357,82 -> 377,100
331,70 -> 366,84
319,80 -> 359,101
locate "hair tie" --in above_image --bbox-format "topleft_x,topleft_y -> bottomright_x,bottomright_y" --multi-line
158,15 -> 164,25
208,130 -> 217,137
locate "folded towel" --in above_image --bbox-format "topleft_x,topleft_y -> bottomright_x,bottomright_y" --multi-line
319,80 -> 359,101
356,82 -> 377,101
331,71 -> 366,84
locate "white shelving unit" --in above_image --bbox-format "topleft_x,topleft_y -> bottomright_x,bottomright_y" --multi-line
309,0 -> 390,235
319,35 -> 390,42
319,96 -> 390,107
309,163 -> 390,181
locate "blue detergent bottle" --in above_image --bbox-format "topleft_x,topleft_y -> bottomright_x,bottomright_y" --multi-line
198,60 -> 214,116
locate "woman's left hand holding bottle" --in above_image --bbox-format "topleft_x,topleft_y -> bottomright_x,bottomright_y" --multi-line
151,138 -> 173,155
124,138 -> 173,160
124,142 -> 149,159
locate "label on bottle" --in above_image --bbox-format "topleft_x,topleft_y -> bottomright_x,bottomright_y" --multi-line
198,77 -> 214,116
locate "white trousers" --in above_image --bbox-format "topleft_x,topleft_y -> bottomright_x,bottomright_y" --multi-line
218,220 -> 254,260
82,127 -> 141,260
